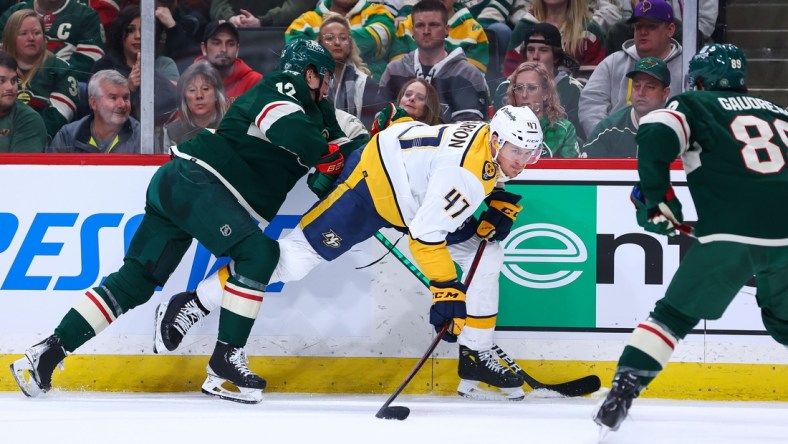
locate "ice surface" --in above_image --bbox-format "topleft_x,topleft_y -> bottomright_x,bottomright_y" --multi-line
1,390 -> 786,444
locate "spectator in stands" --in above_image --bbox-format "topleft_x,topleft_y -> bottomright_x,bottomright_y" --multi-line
578,0 -> 681,137
93,5 -> 178,125
503,61 -> 579,157
367,79 -> 442,137
2,9 -> 79,139
0,50 -> 48,152
179,0 -> 211,22
389,0 -> 489,74
396,77 -> 442,125
379,0 -> 488,123
505,0 -> 606,78
318,12 -> 380,127
196,21 -> 262,103
494,23 -> 585,140
153,0 -> 207,74
48,69 -> 140,153
162,61 -> 227,152
0,0 -> 105,83
120,0 -> 206,73
211,0 -> 314,28
582,56 -> 669,158
453,0 -> 515,67
286,0 -> 395,80
370,77 -> 442,133
87,0 -> 120,29
605,0 -> 718,54
510,0 -> 622,34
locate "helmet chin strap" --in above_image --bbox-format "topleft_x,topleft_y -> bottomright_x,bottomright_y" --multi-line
307,68 -> 325,102
491,138 -> 509,182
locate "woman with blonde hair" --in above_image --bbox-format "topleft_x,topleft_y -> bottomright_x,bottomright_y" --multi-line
2,9 -> 80,138
162,61 -> 228,153
318,12 -> 380,127
504,0 -> 606,78
505,61 -> 579,158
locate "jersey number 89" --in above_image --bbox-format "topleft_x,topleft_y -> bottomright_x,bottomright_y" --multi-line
731,116 -> 788,174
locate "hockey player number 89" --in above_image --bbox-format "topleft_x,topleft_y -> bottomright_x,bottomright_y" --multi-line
731,116 -> 788,174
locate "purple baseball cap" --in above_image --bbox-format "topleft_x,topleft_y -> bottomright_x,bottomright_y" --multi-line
627,0 -> 675,24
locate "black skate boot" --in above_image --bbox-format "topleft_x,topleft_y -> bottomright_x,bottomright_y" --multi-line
9,335 -> 67,397
457,345 -> 525,400
593,372 -> 642,433
153,291 -> 210,353
202,341 -> 266,404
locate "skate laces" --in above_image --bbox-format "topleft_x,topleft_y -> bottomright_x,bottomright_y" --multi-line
228,348 -> 254,378
173,299 -> 207,335
478,349 -> 509,375
612,373 -> 639,394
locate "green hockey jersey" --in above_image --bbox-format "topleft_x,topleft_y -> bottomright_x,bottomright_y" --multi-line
18,55 -> 79,138
173,70 -> 348,223
0,0 -> 105,82
637,90 -> 788,245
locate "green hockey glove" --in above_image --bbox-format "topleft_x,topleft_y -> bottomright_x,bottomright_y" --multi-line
370,103 -> 412,136
307,143 -> 344,198
631,183 -> 684,237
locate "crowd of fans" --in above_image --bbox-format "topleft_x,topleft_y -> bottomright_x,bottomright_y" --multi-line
0,0 -> 723,156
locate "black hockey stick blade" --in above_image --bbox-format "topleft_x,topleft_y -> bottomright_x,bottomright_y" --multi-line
492,344 -> 601,397
518,371 -> 601,397
375,405 -> 411,420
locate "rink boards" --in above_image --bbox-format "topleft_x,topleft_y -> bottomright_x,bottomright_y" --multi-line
0,156 -> 785,400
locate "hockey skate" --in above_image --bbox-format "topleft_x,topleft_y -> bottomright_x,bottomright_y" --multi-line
593,372 -> 642,435
153,291 -> 209,353
9,335 -> 67,397
202,341 -> 266,404
457,345 -> 525,401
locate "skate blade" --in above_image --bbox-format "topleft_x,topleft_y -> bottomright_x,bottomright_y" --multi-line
597,425 -> 611,442
9,357 -> 43,398
457,379 -> 525,401
201,374 -> 263,404
152,303 -> 167,354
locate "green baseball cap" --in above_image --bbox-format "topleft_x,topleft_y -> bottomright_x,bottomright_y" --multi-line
626,56 -> 670,87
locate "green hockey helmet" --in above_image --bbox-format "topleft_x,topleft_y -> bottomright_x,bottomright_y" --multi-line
688,43 -> 747,91
279,38 -> 335,78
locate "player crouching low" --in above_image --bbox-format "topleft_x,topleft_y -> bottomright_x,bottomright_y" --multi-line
155,106 -> 545,402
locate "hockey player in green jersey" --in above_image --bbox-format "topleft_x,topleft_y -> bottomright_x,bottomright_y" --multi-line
9,39 -> 352,405
594,43 -> 788,434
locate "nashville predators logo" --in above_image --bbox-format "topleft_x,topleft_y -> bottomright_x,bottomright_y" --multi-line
322,229 -> 342,248
482,161 -> 497,180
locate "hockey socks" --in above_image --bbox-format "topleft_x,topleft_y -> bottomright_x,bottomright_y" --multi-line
55,287 -> 122,352
217,276 -> 265,347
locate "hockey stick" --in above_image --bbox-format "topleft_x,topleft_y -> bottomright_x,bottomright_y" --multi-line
376,240 -> 487,421
373,231 -> 602,397
491,345 -> 600,396
656,203 -> 696,238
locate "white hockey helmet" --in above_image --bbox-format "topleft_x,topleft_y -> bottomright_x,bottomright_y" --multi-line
489,105 -> 543,166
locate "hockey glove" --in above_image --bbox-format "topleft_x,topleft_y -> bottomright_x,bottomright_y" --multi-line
631,182 -> 684,237
429,280 -> 467,342
307,143 -> 344,198
370,103 -> 412,136
476,190 -> 523,241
